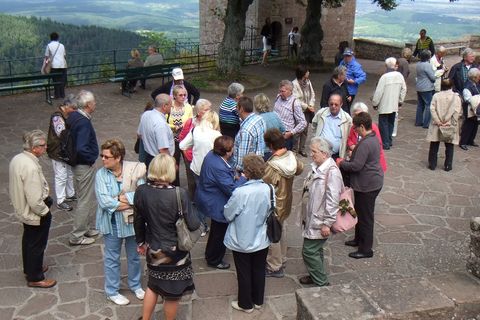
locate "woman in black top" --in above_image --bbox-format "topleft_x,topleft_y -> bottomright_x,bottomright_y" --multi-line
337,112 -> 384,259
134,153 -> 200,320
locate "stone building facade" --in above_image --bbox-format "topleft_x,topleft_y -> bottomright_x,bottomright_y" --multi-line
199,0 -> 356,63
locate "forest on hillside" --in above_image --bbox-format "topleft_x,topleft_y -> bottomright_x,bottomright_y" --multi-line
0,14 -> 145,77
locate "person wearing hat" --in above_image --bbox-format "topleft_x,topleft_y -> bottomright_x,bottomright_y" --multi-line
151,67 -> 200,106
339,48 -> 366,109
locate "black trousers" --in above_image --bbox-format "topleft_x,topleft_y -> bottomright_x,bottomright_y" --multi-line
51,68 -> 67,99
353,189 -> 381,255
428,141 -> 454,169
232,247 -> 268,309
23,212 -> 52,282
144,153 -> 154,170
205,220 -> 229,266
459,116 -> 478,146
220,122 -> 240,140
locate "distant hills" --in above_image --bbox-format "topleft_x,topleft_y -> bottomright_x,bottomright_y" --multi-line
0,0 -> 199,39
355,0 -> 480,44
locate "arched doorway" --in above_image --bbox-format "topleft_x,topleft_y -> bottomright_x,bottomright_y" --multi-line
271,21 -> 282,50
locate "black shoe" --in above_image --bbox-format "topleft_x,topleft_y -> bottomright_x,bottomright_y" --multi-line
208,261 -> 230,270
469,143 -> 479,147
444,165 -> 452,172
299,151 -> 308,158
299,275 -> 314,284
383,145 -> 390,150
65,195 -> 77,202
459,145 -> 468,151
428,165 -> 436,170
344,240 -> 359,247
348,251 -> 373,259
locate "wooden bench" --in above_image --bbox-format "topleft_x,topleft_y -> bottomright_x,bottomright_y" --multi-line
109,63 -> 181,97
0,73 -> 62,104
444,45 -> 466,56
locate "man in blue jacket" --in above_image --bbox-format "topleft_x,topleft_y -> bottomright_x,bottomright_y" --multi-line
67,90 -> 100,246
339,48 -> 367,110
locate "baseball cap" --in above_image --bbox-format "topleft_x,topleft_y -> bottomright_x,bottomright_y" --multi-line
343,48 -> 354,56
172,68 -> 184,80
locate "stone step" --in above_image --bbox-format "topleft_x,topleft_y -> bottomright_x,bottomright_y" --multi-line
296,272 -> 480,320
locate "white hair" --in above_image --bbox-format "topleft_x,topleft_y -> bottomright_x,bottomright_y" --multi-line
385,57 -> 397,69
310,137 -> 332,157
351,102 -> 369,115
76,90 -> 95,110
23,129 -> 46,151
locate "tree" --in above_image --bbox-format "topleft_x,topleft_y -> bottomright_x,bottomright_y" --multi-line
216,0 -> 254,77
297,0 -> 458,66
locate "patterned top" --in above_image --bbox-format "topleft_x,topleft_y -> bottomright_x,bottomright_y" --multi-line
219,97 -> 240,125
232,113 -> 266,172
273,94 -> 307,135
168,103 -> 193,141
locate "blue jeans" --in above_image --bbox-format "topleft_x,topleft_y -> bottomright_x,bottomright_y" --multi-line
416,91 -> 433,128
103,216 -> 142,297
378,112 -> 396,148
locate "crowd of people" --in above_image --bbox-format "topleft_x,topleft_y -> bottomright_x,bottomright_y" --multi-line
9,29 -> 479,319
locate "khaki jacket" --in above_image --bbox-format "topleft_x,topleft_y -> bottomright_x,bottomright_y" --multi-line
426,90 -> 462,144
263,151 -> 304,223
311,108 -> 352,158
9,151 -> 49,226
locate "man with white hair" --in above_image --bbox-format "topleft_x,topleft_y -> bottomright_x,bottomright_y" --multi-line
9,130 -> 56,288
372,57 -> 407,150
430,46 -> 448,93
67,90 -> 100,246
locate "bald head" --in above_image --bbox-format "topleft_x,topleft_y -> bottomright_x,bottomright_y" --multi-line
154,94 -> 172,114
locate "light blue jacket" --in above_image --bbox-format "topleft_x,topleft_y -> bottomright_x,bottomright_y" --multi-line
95,162 -> 146,238
223,179 -> 271,253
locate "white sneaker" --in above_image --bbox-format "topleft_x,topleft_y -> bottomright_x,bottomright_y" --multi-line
231,300 -> 254,313
134,288 -> 145,300
107,294 -> 130,306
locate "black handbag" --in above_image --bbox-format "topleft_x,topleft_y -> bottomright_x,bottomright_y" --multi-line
266,184 -> 282,243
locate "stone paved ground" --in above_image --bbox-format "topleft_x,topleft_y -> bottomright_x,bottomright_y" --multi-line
0,56 -> 479,320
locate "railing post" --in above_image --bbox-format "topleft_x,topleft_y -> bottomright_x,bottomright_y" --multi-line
113,49 -> 117,73
197,45 -> 200,72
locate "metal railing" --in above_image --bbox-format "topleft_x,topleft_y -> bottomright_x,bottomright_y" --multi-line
0,35 -> 289,95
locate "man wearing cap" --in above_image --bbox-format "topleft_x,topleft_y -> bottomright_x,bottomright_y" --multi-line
339,48 -> 367,107
151,67 -> 200,105
47,94 -> 78,212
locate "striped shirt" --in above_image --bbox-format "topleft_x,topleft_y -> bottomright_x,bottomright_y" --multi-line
232,113 -> 266,171
219,97 -> 240,125
273,94 -> 307,135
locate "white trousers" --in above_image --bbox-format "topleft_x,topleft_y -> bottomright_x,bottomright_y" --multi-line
52,159 -> 75,204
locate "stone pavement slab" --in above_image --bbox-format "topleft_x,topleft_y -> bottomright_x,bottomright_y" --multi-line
0,56 -> 479,319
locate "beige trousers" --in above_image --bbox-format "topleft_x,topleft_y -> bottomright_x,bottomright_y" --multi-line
266,223 -> 288,271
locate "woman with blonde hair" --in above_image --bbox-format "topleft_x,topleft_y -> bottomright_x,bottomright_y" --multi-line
123,48 -> 144,93
169,85 -> 194,187
180,109 -> 222,235
178,98 -> 212,198
254,93 -> 285,160
134,154 -> 200,320
95,139 -> 146,305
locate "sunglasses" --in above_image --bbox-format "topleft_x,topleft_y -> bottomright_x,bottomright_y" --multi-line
100,154 -> 115,159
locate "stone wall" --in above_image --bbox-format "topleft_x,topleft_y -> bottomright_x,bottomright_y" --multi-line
354,35 -> 480,61
199,0 -> 356,63
467,217 -> 480,280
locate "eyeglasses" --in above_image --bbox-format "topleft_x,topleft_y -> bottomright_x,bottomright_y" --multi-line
100,154 -> 114,159
37,144 -> 46,147
177,94 -> 187,97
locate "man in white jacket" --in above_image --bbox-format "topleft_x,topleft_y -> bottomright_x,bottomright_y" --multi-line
9,130 -> 56,288
372,57 -> 407,150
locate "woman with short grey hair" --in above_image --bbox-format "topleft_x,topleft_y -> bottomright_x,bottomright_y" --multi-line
299,136 -> 342,286
219,82 -> 244,138
415,50 -> 436,128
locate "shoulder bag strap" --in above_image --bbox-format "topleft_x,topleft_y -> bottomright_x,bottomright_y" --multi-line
175,187 -> 183,217
50,43 -> 60,59
291,98 -> 298,126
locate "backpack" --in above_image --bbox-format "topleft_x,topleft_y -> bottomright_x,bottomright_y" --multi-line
58,116 -> 81,166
